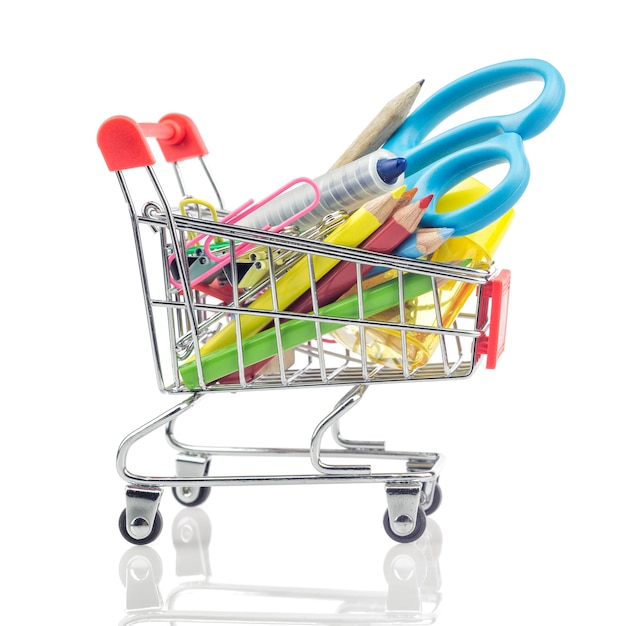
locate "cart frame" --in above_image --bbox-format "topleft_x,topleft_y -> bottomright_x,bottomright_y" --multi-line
98,113 -> 510,545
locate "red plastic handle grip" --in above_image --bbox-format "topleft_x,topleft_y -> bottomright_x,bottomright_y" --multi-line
97,113 -> 208,171
476,269 -> 511,369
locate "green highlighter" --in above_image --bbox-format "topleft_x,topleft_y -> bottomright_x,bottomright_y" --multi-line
180,269 -> 464,389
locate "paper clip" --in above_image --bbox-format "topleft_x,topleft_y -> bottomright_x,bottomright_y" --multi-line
178,197 -> 219,241
168,177 -> 321,291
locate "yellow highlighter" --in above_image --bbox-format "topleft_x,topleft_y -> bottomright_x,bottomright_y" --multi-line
330,177 -> 514,370
185,188 -> 405,366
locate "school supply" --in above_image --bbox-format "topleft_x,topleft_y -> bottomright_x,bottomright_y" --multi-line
382,57 -> 565,235
363,223 -> 455,278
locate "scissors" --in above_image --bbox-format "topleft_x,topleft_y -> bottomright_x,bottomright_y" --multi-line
382,58 -> 565,236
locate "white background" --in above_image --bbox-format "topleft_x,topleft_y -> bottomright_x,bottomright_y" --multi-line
2,1 -> 624,624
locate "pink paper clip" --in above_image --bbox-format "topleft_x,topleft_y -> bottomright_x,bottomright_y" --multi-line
169,177 -> 321,291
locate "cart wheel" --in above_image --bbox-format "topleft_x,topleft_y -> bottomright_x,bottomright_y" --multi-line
172,486 -> 211,508
119,509 -> 163,546
424,483 -> 442,516
383,507 -> 427,544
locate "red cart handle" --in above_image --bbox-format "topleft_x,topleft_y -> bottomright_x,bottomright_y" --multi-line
97,113 -> 208,171
476,269 -> 511,369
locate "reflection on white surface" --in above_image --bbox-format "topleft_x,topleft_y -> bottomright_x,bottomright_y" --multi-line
119,507 -> 443,624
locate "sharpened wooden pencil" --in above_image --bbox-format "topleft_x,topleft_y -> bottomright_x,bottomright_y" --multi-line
365,226 -> 456,279
329,80 -> 424,171
414,227 -> 456,256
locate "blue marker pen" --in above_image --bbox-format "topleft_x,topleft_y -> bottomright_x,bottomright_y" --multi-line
237,149 -> 407,232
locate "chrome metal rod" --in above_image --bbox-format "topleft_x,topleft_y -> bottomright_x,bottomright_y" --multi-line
119,469 -> 439,489
140,212 -> 490,283
309,384 -> 371,474
117,394 -> 203,484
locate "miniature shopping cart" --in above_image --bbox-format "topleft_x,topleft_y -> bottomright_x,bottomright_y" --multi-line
97,113 -> 510,546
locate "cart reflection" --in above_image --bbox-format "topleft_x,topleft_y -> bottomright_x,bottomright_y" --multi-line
119,507 -> 442,625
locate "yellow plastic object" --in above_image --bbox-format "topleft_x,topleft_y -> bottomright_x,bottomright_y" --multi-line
330,177 -> 514,370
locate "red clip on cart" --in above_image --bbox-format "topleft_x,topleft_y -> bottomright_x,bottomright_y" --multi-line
98,113 -> 511,546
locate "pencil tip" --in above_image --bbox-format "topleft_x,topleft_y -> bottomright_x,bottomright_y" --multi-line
417,193 -> 434,209
391,184 -> 408,199
418,79 -> 425,86
403,187 -> 418,201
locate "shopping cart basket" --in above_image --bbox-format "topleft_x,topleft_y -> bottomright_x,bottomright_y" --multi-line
97,113 -> 510,546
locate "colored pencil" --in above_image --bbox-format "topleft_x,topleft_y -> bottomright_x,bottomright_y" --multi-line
329,80 -> 424,170
365,227 -> 456,278
414,227 -> 456,255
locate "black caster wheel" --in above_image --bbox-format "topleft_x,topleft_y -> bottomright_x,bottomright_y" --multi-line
383,506 -> 427,544
119,509 -> 163,545
424,483 -> 442,516
172,486 -> 211,507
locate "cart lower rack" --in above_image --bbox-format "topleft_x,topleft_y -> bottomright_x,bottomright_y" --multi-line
98,113 -> 510,546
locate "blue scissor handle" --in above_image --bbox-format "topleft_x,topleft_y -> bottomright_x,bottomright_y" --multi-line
415,132 -> 530,236
383,58 -> 565,189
